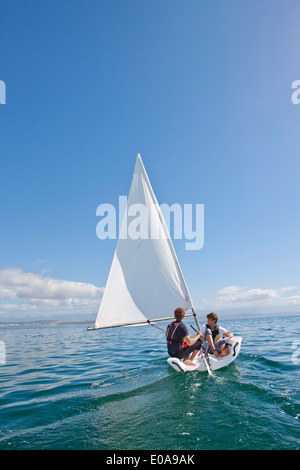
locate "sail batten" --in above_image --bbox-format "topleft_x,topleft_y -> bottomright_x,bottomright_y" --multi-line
93,154 -> 194,330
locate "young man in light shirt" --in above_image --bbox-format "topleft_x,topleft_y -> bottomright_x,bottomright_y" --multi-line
200,312 -> 233,357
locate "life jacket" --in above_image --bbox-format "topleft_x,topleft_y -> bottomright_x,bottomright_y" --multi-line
206,324 -> 220,342
166,321 -> 188,348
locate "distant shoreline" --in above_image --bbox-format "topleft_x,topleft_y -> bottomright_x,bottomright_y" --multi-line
0,311 -> 299,327
0,319 -> 95,327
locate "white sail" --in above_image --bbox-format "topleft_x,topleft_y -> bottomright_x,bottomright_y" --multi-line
92,154 -> 193,329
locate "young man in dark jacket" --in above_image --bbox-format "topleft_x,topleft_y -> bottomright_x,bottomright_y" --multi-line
166,307 -> 202,366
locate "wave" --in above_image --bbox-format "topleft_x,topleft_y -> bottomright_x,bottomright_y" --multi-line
239,351 -> 299,371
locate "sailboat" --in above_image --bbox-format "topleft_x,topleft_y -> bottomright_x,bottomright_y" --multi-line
88,154 -> 242,373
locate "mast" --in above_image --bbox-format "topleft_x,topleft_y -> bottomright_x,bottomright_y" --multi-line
192,308 -> 201,331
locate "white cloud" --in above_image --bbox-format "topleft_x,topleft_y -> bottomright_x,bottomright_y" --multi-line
0,303 -> 38,311
0,268 -> 104,318
217,286 -> 245,295
278,287 -> 297,293
201,285 -> 300,311
0,286 -> 16,300
0,268 -> 102,299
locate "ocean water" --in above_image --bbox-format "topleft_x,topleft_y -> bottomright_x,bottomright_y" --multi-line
0,315 -> 299,450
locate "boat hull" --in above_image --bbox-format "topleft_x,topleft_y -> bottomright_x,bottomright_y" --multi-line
167,336 -> 242,372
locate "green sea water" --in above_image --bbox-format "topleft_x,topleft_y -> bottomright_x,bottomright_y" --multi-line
0,315 -> 299,450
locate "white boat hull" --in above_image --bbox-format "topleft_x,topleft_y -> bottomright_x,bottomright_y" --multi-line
167,336 -> 242,372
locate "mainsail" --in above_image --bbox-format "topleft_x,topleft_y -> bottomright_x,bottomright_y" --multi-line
89,154 -> 196,330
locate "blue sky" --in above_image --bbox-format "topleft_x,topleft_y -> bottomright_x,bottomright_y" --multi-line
0,0 -> 299,320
